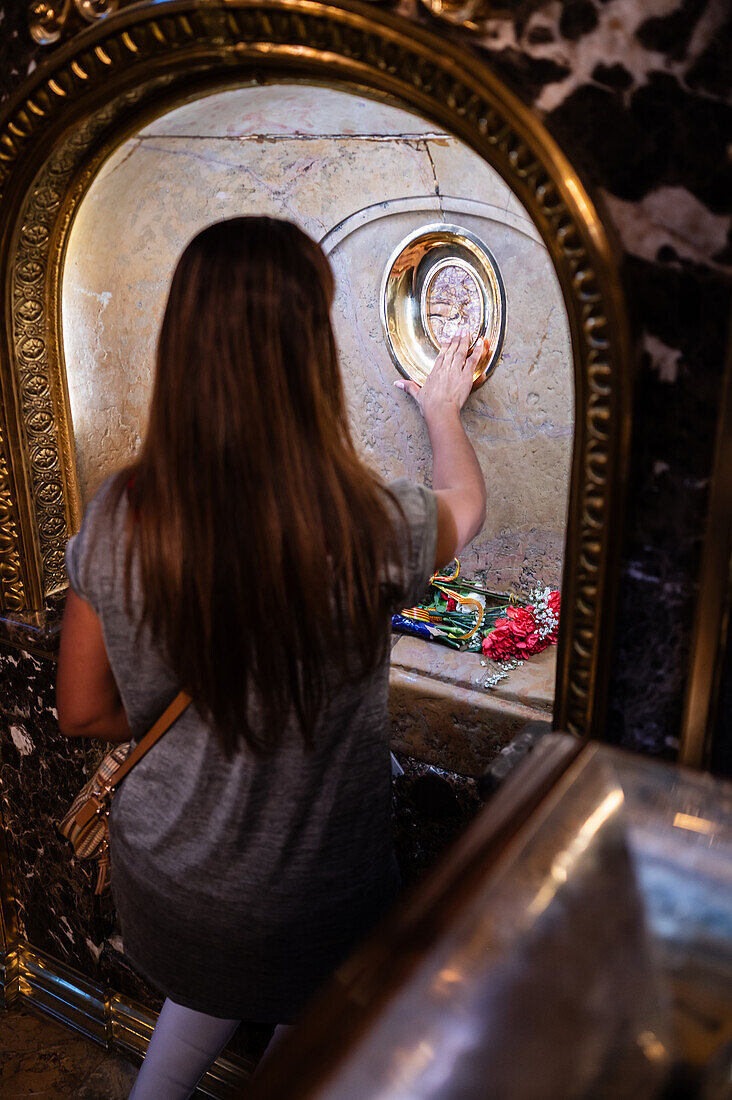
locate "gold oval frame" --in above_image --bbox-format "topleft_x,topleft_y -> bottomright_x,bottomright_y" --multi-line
0,0 -> 631,739
380,222 -> 507,388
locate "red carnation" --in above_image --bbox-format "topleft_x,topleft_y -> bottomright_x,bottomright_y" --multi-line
481,603 -> 549,661
482,619 -> 517,661
505,605 -> 541,654
481,590 -> 561,665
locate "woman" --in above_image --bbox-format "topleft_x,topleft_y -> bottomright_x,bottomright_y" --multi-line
57,217 -> 486,1097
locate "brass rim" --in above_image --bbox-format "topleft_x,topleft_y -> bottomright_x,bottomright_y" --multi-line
380,221 -> 506,389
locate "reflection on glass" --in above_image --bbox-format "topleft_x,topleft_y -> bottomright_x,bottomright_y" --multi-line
672,811 -> 715,835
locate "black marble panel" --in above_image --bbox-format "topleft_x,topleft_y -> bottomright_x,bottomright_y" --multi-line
0,602 -> 63,659
0,644 -> 133,989
408,0 -> 732,756
392,753 -> 483,885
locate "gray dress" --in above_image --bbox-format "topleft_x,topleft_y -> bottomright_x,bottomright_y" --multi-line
65,476 -> 437,1022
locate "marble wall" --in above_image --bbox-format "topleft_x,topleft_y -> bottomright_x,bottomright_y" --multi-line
61,84 -> 572,593
0,640 -> 158,1010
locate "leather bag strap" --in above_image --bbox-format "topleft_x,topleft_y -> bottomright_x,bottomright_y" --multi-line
107,690 -> 191,791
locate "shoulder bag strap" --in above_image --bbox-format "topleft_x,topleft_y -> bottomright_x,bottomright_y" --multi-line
107,690 -> 192,792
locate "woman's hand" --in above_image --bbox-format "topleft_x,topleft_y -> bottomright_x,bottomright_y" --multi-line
393,330 -> 488,421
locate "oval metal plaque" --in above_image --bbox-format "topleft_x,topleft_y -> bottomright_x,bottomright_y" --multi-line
380,223 -> 506,390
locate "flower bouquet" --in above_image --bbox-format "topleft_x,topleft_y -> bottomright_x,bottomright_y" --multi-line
392,560 -> 560,688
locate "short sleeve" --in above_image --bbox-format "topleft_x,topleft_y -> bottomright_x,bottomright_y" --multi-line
65,528 -> 89,602
64,476 -> 120,613
384,478 -> 438,610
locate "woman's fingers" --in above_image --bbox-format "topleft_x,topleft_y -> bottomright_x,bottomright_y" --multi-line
393,329 -> 487,417
432,334 -> 455,374
457,329 -> 470,369
432,346 -> 447,375
466,335 -> 490,373
393,378 -> 422,402
442,331 -> 465,373
441,330 -> 470,378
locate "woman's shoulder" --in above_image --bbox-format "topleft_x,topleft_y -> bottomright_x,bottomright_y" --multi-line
383,477 -> 437,531
65,471 -> 131,607
85,470 -> 129,518
77,471 -> 131,549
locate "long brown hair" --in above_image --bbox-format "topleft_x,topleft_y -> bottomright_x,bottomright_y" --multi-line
120,217 -> 404,755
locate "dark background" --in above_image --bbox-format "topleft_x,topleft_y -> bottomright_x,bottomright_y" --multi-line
2,0 -> 731,758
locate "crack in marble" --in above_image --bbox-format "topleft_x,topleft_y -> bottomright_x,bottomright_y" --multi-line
138,131 -> 450,141
134,141 -> 251,173
527,309 -> 556,374
423,139 -> 445,216
132,141 -> 311,226
96,138 -> 142,184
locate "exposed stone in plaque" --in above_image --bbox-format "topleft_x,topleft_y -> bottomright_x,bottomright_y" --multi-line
425,264 -> 484,348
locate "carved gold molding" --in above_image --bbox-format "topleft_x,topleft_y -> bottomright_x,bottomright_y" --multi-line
0,424 -> 25,611
0,0 -> 631,739
27,0 -> 119,47
9,80 -> 175,602
26,0 -> 497,49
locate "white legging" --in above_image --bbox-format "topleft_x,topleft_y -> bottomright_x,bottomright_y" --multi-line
129,998 -> 290,1099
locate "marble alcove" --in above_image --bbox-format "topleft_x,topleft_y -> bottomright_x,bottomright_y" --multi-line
62,83 -> 573,771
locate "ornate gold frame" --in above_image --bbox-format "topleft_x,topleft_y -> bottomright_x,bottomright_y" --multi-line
0,0 -> 631,738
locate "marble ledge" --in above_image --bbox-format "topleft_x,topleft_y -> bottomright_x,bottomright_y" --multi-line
0,597 -> 556,780
389,637 -> 555,777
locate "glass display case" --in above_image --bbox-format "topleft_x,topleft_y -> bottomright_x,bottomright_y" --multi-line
249,737 -> 732,1099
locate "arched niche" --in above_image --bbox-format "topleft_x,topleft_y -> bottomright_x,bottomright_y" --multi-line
0,0 -> 631,742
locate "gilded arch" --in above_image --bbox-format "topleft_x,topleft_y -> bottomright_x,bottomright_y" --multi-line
0,0 -> 631,738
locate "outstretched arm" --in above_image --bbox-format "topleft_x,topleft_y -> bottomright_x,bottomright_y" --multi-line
394,329 -> 487,569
